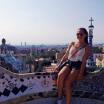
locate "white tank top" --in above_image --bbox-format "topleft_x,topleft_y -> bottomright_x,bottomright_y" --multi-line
68,45 -> 85,61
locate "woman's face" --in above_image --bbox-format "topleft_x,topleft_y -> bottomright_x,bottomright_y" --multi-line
76,29 -> 86,42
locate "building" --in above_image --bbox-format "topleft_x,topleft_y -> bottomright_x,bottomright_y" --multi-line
94,53 -> 104,67
0,38 -> 16,54
86,17 -> 95,68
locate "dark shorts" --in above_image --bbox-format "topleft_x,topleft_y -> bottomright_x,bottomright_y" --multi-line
67,60 -> 82,70
59,60 -> 82,70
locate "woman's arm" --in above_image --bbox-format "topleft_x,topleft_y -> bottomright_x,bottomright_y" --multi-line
55,42 -> 74,70
80,45 -> 92,73
77,45 -> 92,79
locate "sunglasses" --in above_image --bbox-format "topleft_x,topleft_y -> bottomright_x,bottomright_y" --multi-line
76,33 -> 84,36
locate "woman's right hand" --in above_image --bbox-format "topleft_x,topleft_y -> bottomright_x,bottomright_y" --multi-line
54,66 -> 60,72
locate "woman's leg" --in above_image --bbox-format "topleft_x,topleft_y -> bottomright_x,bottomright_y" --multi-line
57,65 -> 71,99
64,69 -> 79,104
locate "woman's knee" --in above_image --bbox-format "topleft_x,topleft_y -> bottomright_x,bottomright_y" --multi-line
57,72 -> 64,81
64,70 -> 79,90
58,66 -> 69,79
57,73 -> 65,86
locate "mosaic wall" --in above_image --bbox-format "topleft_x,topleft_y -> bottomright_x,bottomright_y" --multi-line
0,67 -> 54,103
73,73 -> 104,93
0,66 -> 104,103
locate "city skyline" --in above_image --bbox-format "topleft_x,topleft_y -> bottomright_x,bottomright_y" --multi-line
0,0 -> 104,45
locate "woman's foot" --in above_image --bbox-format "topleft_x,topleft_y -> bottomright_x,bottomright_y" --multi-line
57,99 -> 63,104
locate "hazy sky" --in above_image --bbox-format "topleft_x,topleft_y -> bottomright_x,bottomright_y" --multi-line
0,0 -> 104,45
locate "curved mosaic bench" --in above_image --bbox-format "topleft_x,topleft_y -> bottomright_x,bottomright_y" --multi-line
0,66 -> 54,103
0,66 -> 104,104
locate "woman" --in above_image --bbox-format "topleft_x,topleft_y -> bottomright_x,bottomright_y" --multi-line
55,28 -> 92,104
